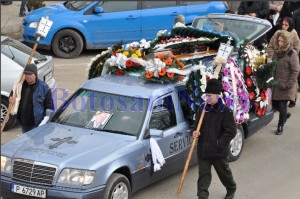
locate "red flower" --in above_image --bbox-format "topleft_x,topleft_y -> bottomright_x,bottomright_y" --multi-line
246,78 -> 253,87
260,92 -> 267,101
206,76 -> 210,81
246,66 -> 252,75
249,92 -> 255,100
112,52 -> 117,56
254,102 -> 259,110
134,62 -> 141,67
116,71 -> 123,76
261,107 -> 266,116
256,109 -> 262,116
126,60 -> 133,68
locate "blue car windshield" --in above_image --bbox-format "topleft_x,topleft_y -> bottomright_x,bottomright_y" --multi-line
51,89 -> 149,137
64,1 -> 93,11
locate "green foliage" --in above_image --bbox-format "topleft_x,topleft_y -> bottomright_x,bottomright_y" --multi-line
88,41 -> 123,79
255,61 -> 278,89
27,1 -> 45,11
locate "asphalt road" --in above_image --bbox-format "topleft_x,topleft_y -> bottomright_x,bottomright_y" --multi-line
2,49 -> 300,199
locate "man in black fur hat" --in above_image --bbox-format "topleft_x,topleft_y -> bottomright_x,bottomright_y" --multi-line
192,78 -> 237,199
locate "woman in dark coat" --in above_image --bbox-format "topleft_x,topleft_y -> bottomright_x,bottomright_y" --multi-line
272,30 -> 300,135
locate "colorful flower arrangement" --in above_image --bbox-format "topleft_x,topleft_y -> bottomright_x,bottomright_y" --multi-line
239,42 -> 276,117
144,53 -> 185,83
221,58 -> 250,123
106,40 -> 152,76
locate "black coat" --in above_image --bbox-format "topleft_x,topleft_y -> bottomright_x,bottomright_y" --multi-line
237,1 -> 270,19
193,104 -> 237,159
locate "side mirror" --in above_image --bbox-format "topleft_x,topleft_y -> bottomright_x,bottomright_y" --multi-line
94,6 -> 104,14
149,129 -> 163,138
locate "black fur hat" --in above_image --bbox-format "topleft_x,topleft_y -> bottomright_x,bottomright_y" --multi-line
205,79 -> 222,94
23,64 -> 37,75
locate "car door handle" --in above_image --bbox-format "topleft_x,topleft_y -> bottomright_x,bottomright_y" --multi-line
170,12 -> 179,16
127,15 -> 137,19
174,132 -> 183,138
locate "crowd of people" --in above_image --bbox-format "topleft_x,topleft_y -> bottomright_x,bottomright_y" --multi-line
190,2 -> 300,199
235,1 -> 300,136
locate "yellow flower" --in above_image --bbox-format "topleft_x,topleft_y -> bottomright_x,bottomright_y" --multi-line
116,48 -> 123,53
253,56 -> 265,70
136,50 -> 141,57
131,54 -> 138,58
123,51 -> 129,56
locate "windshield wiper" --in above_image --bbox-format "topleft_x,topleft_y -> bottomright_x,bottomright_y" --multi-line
34,58 -> 47,64
7,46 -> 15,60
105,129 -> 133,136
86,127 -> 133,136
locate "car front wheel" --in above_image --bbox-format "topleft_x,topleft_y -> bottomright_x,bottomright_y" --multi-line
228,124 -> 244,162
52,29 -> 83,59
103,173 -> 131,199
1,97 -> 17,131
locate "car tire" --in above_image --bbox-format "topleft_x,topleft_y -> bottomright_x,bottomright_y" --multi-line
103,173 -> 131,199
1,97 -> 17,131
228,124 -> 244,162
52,29 -> 83,59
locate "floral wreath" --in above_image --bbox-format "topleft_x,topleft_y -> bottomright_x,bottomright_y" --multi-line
221,58 -> 250,123
238,42 -> 276,117
144,53 -> 185,83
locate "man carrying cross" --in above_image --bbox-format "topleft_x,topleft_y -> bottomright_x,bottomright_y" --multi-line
192,79 -> 237,199
9,64 -> 53,133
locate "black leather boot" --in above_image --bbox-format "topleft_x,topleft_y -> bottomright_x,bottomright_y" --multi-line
276,126 -> 283,135
288,100 -> 296,108
286,112 -> 291,121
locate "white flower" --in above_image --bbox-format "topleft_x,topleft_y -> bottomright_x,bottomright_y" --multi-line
131,41 -> 140,47
156,29 -> 167,37
140,39 -> 151,49
174,22 -> 186,28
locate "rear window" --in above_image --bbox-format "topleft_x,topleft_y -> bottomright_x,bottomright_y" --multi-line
178,1 -> 209,5
1,38 -> 44,67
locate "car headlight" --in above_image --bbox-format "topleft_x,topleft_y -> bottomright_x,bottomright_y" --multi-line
29,22 -> 38,28
57,168 -> 95,186
1,156 -> 12,174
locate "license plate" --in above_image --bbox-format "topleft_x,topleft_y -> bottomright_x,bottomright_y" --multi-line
44,71 -> 53,83
11,183 -> 46,198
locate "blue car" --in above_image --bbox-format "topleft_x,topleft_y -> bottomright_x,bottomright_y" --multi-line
22,1 -> 228,58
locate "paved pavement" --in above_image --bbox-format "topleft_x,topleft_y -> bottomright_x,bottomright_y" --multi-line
0,1 -> 57,39
1,1 -> 23,39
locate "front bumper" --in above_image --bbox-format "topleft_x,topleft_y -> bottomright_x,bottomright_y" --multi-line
22,24 -> 52,50
1,176 -> 104,199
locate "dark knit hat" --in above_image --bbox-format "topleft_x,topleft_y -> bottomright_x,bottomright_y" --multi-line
23,64 -> 37,75
205,79 -> 222,94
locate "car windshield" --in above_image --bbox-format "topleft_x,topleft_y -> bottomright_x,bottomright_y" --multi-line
51,89 -> 149,137
192,16 -> 271,47
64,1 -> 93,11
1,38 -> 45,67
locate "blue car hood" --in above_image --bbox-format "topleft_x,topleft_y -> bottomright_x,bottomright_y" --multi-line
2,123 -> 136,166
25,3 -> 74,22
